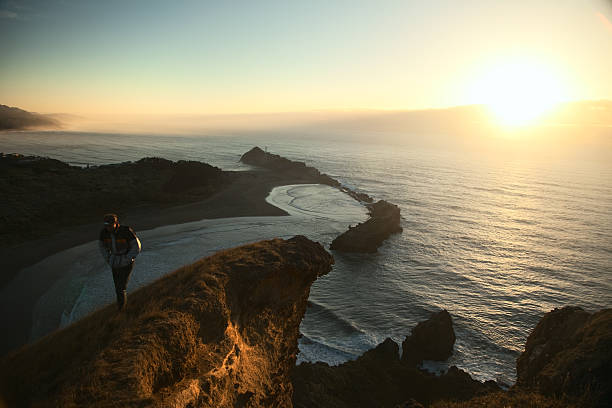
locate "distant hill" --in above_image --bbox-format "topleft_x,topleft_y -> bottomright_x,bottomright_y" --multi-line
0,104 -> 61,130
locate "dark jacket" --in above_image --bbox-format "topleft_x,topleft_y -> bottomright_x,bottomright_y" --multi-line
98,225 -> 141,269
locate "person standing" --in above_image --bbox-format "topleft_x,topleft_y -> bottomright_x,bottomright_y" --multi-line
98,213 -> 142,311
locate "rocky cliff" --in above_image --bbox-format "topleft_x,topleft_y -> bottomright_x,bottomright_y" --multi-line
293,306 -> 612,408
515,306 -> 612,407
292,310 -> 499,408
0,235 -> 608,408
0,236 -> 333,407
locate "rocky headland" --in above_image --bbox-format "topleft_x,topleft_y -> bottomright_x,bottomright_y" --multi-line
0,236 -> 334,407
240,146 -> 341,188
0,234 -> 609,407
292,309 -> 500,407
241,146 -> 403,253
293,306 -> 612,407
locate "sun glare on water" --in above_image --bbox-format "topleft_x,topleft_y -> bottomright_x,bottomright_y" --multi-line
470,60 -> 566,127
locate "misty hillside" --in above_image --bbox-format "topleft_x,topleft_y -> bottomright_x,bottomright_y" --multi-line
0,104 -> 60,130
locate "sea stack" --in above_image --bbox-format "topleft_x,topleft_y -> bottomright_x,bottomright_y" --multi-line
291,310 -> 498,407
330,199 -> 403,253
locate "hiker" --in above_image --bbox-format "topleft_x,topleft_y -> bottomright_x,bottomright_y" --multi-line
98,213 -> 142,311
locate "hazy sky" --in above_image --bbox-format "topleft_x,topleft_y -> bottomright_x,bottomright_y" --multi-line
1,0 -> 611,115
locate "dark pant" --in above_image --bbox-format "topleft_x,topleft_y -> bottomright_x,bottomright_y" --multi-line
112,263 -> 134,310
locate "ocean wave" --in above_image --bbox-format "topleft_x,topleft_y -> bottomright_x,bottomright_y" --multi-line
297,334 -> 358,366
304,301 -> 365,336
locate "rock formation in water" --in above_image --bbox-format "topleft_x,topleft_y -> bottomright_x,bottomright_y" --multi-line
240,146 -> 344,189
291,310 -> 499,407
240,146 -> 375,204
515,306 -> 612,407
401,310 -> 456,366
240,147 -> 406,253
330,199 -> 403,253
0,236 -> 333,407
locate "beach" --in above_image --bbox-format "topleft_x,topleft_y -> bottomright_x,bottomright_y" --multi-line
0,170 -> 368,356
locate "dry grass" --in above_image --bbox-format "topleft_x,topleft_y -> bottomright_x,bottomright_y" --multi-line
431,390 -> 586,408
0,236 -> 332,407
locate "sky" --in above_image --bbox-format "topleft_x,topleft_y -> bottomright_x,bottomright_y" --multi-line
1,0 -> 612,116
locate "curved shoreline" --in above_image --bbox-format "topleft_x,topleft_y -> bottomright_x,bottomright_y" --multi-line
0,182 -> 368,357
0,170 -> 320,287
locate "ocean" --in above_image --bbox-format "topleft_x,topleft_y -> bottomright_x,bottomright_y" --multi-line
1,130 -> 611,385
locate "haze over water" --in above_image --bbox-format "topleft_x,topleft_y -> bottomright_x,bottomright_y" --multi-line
2,130 -> 611,385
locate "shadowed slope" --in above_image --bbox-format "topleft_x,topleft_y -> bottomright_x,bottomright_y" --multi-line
0,236 -> 333,407
0,104 -> 60,130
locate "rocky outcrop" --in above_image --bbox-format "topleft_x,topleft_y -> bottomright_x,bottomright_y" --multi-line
292,310 -> 499,407
515,306 -> 612,407
240,146 -> 345,190
0,236 -> 333,407
402,310 -> 456,365
241,147 -> 407,254
330,200 -> 403,253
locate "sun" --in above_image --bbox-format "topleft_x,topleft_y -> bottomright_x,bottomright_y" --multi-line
469,59 -> 566,127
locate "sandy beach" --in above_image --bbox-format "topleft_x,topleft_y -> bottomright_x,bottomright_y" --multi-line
0,170 -> 354,356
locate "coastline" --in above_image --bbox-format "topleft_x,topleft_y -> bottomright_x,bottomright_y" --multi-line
0,170 -> 352,356
0,170 -> 309,284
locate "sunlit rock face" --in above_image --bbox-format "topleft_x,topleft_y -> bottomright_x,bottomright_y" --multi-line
516,306 -> 612,407
0,236 -> 333,407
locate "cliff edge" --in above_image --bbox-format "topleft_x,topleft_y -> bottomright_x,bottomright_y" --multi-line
0,236 -> 333,407
516,306 -> 612,407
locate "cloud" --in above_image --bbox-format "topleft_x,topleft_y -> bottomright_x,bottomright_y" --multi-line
0,9 -> 18,18
596,11 -> 612,33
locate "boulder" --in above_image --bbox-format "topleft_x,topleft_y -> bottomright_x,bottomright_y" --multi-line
401,310 -> 456,365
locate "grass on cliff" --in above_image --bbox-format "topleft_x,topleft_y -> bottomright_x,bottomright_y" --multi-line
0,237 -> 329,407
0,250 -> 234,406
431,390 -> 587,408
